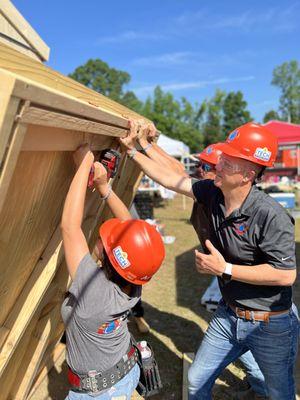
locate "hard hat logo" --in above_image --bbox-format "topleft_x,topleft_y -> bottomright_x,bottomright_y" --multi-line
206,146 -> 213,154
254,147 -> 271,162
227,130 -> 239,142
113,246 -> 131,269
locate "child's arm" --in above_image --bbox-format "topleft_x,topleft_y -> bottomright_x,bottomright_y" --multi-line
93,162 -> 132,221
61,145 -> 93,279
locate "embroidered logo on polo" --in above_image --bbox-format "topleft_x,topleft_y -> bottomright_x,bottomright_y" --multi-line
113,246 -> 130,269
227,130 -> 239,142
254,147 -> 271,162
233,222 -> 248,235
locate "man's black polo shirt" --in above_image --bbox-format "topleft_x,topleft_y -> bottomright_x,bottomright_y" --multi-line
192,179 -> 296,311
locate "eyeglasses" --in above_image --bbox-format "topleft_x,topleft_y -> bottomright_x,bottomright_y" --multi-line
217,156 -> 244,173
198,162 -> 215,172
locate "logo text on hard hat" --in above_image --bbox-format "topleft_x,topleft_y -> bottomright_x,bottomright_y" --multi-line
254,147 -> 271,162
113,246 -> 131,269
206,146 -> 213,154
227,130 -> 239,142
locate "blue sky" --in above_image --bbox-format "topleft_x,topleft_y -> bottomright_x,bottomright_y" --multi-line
14,0 -> 300,121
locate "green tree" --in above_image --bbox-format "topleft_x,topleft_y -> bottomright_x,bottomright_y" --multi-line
223,91 -> 252,134
142,86 -> 203,152
69,59 -> 131,101
271,60 -> 300,123
200,89 -> 226,147
263,110 -> 281,123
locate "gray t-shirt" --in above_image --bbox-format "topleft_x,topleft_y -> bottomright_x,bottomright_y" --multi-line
61,253 -> 141,375
192,179 -> 296,311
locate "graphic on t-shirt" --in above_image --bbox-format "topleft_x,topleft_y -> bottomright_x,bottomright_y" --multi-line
97,311 -> 130,335
97,318 -> 121,334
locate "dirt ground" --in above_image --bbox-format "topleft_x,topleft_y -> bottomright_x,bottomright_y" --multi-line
30,195 -> 300,400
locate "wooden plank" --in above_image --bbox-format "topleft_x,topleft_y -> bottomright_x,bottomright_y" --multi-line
0,187 -> 102,378
0,71 -> 19,163
12,76 -> 130,129
0,151 -> 73,327
0,0 -> 49,61
0,100 -> 29,214
22,125 -> 115,151
0,313 -> 40,400
0,42 -> 146,121
182,353 -> 194,400
20,105 -> 126,137
28,342 -> 66,399
11,304 -> 62,400
0,13 -> 42,62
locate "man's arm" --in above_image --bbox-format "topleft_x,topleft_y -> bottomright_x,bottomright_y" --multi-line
120,121 -> 194,198
195,240 -> 296,286
139,137 -> 187,176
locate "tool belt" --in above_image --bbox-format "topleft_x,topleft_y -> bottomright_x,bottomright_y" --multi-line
68,345 -> 138,394
132,337 -> 163,398
228,303 -> 289,323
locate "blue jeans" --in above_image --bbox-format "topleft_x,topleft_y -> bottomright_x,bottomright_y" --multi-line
66,363 -> 140,400
239,350 -> 268,396
188,300 -> 298,400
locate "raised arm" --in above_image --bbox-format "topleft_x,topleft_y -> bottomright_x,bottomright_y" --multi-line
93,161 -> 132,221
120,121 -> 194,198
61,145 -> 93,279
138,123 -> 187,176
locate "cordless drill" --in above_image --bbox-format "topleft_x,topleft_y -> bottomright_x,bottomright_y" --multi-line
88,149 -> 121,188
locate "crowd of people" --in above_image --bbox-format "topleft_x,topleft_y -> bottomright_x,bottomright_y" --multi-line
60,119 -> 299,400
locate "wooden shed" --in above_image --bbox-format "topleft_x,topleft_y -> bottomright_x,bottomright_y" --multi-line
0,33 -> 148,399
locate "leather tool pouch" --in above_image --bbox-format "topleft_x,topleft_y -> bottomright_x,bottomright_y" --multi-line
132,337 -> 163,397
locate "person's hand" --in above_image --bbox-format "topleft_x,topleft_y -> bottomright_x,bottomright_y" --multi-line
195,240 -> 226,276
93,161 -> 108,188
119,119 -> 139,150
138,121 -> 158,147
73,144 -> 94,168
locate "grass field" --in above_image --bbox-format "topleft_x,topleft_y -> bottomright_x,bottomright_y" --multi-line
31,194 -> 300,399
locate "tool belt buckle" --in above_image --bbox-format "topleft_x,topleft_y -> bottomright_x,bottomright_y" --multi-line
86,370 -> 99,392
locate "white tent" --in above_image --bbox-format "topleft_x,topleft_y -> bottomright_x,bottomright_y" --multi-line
157,133 -> 190,157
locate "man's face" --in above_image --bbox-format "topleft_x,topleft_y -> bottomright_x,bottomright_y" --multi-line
214,154 -> 250,189
195,161 -> 216,180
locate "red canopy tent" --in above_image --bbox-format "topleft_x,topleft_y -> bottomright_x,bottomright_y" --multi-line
264,120 -> 300,145
263,120 -> 300,173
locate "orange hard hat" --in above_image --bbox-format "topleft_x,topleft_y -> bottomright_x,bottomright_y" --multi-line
199,143 -> 223,166
99,218 -> 165,285
219,122 -> 278,167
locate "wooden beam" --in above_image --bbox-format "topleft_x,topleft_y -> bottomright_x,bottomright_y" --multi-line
10,304 -> 62,400
22,125 -> 116,151
0,42 -> 146,121
27,343 -> 66,399
20,106 -> 126,137
0,188 -> 103,378
0,0 -> 49,61
0,100 -> 29,214
0,71 -> 19,163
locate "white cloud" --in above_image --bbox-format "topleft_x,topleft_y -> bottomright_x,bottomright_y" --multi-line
132,76 -> 255,96
173,4 -> 300,34
132,52 -> 195,67
95,30 -> 164,45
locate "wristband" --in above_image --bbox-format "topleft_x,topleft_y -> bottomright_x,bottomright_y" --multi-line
142,143 -> 153,152
100,185 -> 112,200
127,148 -> 137,159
